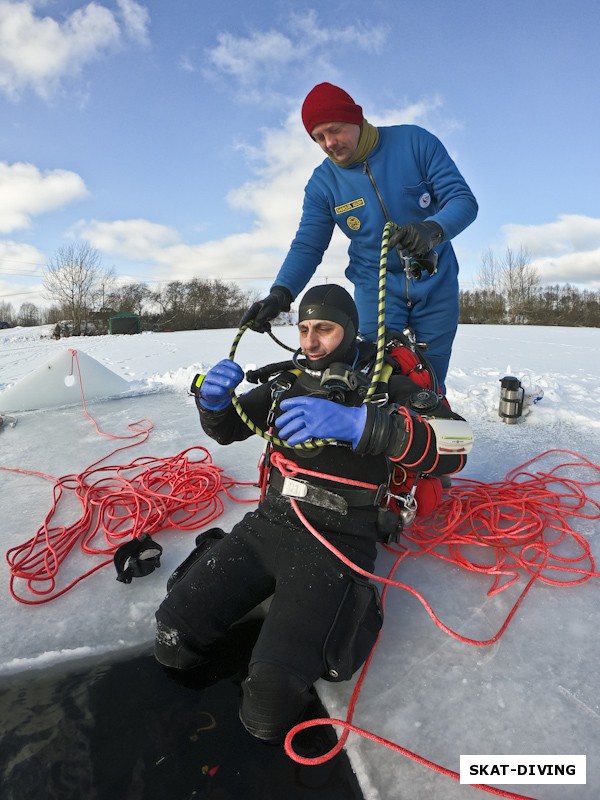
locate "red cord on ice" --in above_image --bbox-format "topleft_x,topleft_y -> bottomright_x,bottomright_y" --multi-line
272,448 -> 600,647
4,446 -> 257,604
3,349 -> 257,604
275,448 -> 600,799
4,353 -> 598,797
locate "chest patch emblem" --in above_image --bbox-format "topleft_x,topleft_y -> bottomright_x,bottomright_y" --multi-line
347,216 -> 361,231
334,198 -> 365,215
419,192 -> 431,208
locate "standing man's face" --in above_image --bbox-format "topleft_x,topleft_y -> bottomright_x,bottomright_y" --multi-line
310,122 -> 361,164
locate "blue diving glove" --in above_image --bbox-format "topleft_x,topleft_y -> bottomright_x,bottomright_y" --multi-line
197,359 -> 244,410
276,397 -> 367,448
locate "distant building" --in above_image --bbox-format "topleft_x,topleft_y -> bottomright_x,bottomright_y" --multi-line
109,313 -> 141,335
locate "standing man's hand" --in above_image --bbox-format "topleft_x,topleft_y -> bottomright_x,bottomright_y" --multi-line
240,286 -> 293,333
388,221 -> 444,256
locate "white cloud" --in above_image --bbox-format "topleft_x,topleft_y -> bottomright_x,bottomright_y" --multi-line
288,9 -> 387,51
0,240 -> 46,308
204,10 -> 387,104
0,239 -> 45,272
178,51 -> 196,73
0,0 -> 149,98
74,111 -> 340,284
530,249 -> 600,288
116,0 -> 150,46
503,215 -> 600,256
74,218 -> 181,260
73,101 -> 442,287
0,277 -> 44,304
0,161 -> 88,233
503,215 -> 600,287
208,29 -> 293,84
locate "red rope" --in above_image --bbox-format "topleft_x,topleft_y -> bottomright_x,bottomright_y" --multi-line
272,448 -> 600,645
3,349 -> 257,604
4,353 -> 597,795
285,720 -> 538,800
274,449 -> 600,798
403,448 -> 600,598
4,446 -> 257,604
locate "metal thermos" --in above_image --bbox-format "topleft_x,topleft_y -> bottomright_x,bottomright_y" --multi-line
498,375 -> 524,424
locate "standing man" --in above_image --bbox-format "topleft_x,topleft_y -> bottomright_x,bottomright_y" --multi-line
155,284 -> 472,743
241,82 -> 478,388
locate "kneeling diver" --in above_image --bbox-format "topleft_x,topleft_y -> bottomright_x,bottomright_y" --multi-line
154,284 -> 472,743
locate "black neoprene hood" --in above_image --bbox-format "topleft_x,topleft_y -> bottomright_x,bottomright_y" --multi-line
298,284 -> 359,370
298,284 -> 359,331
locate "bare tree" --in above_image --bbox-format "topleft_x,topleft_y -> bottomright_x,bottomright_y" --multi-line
106,282 -> 153,316
149,279 -> 255,330
472,250 -> 505,323
499,247 -> 539,323
0,300 -> 15,323
17,302 -> 40,327
474,246 -> 540,324
476,248 -> 501,295
43,242 -> 116,334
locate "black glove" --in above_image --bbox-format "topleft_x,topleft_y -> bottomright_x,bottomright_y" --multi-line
388,221 -> 444,256
405,250 -> 439,280
240,285 -> 293,333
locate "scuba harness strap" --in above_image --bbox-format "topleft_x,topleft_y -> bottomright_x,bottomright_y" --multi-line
258,369 -> 300,502
252,332 -> 443,540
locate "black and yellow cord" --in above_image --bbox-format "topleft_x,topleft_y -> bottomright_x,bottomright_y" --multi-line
196,221 -> 399,451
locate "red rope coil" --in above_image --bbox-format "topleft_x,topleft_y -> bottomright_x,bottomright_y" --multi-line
4,446 -> 257,604
278,448 -> 600,799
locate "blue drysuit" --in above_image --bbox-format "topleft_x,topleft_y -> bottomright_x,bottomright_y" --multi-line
271,125 -> 478,386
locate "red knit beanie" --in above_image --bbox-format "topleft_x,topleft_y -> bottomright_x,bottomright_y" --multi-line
301,83 -> 363,135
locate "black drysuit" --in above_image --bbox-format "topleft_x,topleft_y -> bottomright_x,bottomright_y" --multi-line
155,356 -> 469,740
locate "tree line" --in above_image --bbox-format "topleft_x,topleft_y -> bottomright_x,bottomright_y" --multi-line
458,246 -> 600,326
1,243 -> 260,333
1,241 -> 599,331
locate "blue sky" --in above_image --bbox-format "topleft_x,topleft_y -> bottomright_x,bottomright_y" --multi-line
1,0 -> 600,312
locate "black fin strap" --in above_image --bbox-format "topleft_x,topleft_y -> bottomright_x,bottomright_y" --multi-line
114,533 -> 163,584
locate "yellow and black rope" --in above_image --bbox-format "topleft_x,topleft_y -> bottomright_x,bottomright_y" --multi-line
223,221 -> 397,450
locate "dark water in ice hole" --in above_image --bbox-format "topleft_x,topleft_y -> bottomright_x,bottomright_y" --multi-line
0,616 -> 365,800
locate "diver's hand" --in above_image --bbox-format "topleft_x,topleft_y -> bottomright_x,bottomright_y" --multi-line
197,359 -> 244,410
388,221 -> 443,256
277,396 -> 367,447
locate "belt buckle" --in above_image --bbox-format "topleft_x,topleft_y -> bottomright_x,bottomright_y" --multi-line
281,476 -> 309,499
374,483 -> 387,506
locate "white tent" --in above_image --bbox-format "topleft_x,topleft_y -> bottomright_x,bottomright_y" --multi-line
0,348 -> 130,412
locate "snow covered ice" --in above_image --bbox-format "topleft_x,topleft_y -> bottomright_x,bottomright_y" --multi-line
1,322 -> 599,800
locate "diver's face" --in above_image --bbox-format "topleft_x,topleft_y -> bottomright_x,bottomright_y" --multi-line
298,319 -> 344,362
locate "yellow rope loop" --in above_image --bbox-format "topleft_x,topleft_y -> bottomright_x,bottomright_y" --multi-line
229,219 -> 394,449
228,323 -> 334,450
363,221 -> 396,401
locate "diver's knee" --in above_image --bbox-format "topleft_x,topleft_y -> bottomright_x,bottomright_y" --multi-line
153,620 -> 206,670
240,661 -> 313,742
